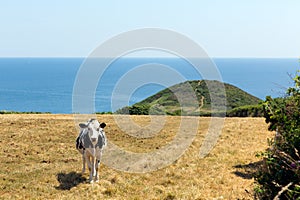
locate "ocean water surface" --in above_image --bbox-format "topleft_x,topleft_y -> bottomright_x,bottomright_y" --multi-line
0,58 -> 298,113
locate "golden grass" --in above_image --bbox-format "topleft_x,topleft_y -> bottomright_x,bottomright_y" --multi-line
0,114 -> 273,200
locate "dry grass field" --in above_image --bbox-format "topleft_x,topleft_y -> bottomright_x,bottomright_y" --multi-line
0,114 -> 273,200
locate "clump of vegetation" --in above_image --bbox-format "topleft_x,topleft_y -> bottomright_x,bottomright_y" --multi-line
255,71 -> 300,199
115,104 -> 151,115
95,111 -> 113,115
226,104 -> 264,117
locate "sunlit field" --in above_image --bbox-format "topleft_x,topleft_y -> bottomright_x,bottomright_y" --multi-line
0,114 -> 273,199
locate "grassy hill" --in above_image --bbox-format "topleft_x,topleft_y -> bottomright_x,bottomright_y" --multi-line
116,80 -> 262,116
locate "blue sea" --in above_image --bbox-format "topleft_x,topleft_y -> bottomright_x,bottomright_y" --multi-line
0,57 -> 299,114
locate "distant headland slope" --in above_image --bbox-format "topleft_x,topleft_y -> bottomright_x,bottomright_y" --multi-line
116,80 -> 263,117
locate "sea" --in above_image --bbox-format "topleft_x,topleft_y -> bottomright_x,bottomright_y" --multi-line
0,57 -> 299,114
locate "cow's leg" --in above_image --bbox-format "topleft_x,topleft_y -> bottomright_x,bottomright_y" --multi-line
86,154 -> 91,172
85,154 -> 93,183
95,159 -> 100,182
95,151 -> 102,182
81,151 -> 86,174
89,156 -> 95,183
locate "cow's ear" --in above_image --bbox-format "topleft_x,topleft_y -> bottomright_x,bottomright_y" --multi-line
79,123 -> 88,128
100,122 -> 106,128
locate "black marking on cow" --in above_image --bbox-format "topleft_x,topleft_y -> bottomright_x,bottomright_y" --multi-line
100,123 -> 106,128
76,136 -> 85,150
97,131 -> 105,148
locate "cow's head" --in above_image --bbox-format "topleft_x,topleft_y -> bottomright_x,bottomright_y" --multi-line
79,119 -> 106,144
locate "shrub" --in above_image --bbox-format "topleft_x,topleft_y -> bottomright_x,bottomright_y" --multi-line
129,104 -> 150,115
226,104 -> 264,117
115,105 -> 150,115
254,71 -> 300,199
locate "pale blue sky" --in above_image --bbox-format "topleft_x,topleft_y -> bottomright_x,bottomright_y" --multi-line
0,0 -> 299,57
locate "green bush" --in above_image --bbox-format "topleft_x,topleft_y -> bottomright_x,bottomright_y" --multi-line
95,111 -> 112,115
129,104 -> 150,115
115,105 -> 150,115
254,71 -> 300,199
226,104 -> 264,117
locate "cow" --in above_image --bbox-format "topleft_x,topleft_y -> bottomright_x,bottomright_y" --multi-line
76,119 -> 106,183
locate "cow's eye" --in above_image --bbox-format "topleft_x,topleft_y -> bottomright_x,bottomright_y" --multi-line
88,128 -> 91,131
96,128 -> 100,131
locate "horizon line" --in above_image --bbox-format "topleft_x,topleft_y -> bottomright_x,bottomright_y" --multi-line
0,56 -> 299,59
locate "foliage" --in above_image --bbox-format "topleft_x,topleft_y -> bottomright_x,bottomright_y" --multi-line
255,71 -> 300,199
95,111 -> 113,115
226,104 -> 264,117
115,104 -> 150,115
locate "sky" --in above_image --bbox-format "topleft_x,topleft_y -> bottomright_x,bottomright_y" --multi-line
0,0 -> 299,58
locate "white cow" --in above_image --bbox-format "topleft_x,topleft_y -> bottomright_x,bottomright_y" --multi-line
76,119 -> 106,183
